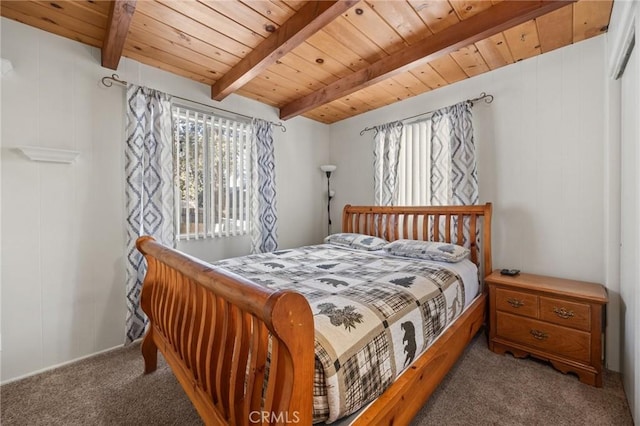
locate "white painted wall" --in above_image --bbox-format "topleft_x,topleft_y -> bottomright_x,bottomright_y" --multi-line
330,36 -> 615,367
620,44 -> 638,423
0,17 -> 330,382
607,1 -> 640,421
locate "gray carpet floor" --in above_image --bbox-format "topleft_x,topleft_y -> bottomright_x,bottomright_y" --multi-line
1,333 -> 633,425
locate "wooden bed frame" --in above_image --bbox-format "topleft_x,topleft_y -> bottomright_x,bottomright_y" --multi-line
137,203 -> 492,425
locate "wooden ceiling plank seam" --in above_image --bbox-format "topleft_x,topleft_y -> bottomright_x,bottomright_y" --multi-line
450,45 -> 490,78
125,30 -> 231,77
199,0 -> 278,38
291,42 -> 355,79
280,0 -> 306,12
378,77 -> 420,99
534,3 -> 573,54
391,72 -> 431,96
408,0 -> 460,34
130,12 -> 240,69
266,60 -> 327,91
278,52 -> 341,86
239,0 -> 298,25
123,48 -> 216,85
102,0 -> 137,70
341,0 -> 408,55
265,60 -> 327,92
305,29 -> 371,72
69,0 -> 113,19
572,0 -> 613,43
248,72 -> 310,99
409,63 -> 447,90
260,68 -> 317,96
160,0 -> 264,49
241,79 -> 301,104
322,16 -> 388,63
136,0 -> 250,59
236,86 -> 282,107
365,0 -> 433,46
280,0 -> 573,120
449,0 -> 494,21
210,0 -> 358,101
2,1 -> 106,41
503,20 -> 542,62
339,90 -> 379,112
123,36 -> 222,82
0,4 -> 103,48
35,0 -> 108,28
474,33 -> 515,70
351,87 -> 394,109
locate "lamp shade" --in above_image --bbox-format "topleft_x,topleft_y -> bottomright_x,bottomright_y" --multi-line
320,164 -> 337,173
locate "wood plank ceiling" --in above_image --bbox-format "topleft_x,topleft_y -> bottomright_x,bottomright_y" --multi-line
1,0 -> 613,124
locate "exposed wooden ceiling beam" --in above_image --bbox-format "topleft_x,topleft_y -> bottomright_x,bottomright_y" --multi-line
279,0 -> 573,121
211,0 -> 357,101
102,0 -> 137,70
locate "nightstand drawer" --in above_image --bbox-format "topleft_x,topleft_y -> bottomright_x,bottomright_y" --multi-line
540,296 -> 591,331
496,311 -> 591,363
495,288 -> 538,318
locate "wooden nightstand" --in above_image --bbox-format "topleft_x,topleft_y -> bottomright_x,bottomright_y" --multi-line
486,270 -> 608,387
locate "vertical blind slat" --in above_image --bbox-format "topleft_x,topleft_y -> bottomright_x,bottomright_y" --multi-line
216,116 -> 223,238
208,116 -> 215,238
231,120 -> 238,235
193,112 -> 199,240
174,107 -> 181,241
239,123 -> 245,234
185,109 -> 191,241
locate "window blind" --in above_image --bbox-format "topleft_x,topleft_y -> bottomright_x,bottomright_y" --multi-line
173,106 -> 251,240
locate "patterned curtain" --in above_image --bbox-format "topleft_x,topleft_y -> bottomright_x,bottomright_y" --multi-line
430,101 -> 478,206
373,121 -> 404,206
125,84 -> 174,343
430,101 -> 478,246
250,118 -> 278,253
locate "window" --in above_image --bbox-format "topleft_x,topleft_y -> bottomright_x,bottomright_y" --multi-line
173,105 -> 252,240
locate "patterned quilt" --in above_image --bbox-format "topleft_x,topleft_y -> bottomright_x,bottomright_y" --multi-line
212,244 -> 468,423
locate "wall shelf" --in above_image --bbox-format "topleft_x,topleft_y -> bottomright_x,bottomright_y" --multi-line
18,146 -> 80,164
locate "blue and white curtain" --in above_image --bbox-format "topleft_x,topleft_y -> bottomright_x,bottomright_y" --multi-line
430,101 -> 478,206
250,118 -> 278,253
373,121 -> 404,206
430,101 -> 478,246
125,84 -> 174,343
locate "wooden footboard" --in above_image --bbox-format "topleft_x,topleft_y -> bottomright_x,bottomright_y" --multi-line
137,203 -> 492,425
136,237 -> 315,425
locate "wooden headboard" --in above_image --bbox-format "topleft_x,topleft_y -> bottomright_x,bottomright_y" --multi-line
342,203 -> 493,278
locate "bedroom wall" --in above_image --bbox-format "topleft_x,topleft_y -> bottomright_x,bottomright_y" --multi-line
607,0 -> 640,421
329,36 -> 617,369
0,17 -> 330,382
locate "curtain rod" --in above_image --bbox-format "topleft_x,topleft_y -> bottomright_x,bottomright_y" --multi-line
359,92 -> 494,136
101,73 -> 287,133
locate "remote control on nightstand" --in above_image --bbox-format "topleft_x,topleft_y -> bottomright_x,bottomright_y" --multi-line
500,269 -> 520,276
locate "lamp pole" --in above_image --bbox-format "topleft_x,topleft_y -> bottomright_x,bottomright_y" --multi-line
320,165 -> 337,236
326,170 -> 333,235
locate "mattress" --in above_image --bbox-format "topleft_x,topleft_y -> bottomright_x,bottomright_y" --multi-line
212,243 -> 479,423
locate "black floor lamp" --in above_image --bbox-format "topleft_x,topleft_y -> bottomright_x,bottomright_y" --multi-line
320,164 -> 336,236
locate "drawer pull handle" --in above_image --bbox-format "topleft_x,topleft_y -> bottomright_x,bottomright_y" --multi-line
507,298 -> 524,308
530,329 -> 549,341
553,307 -> 575,319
